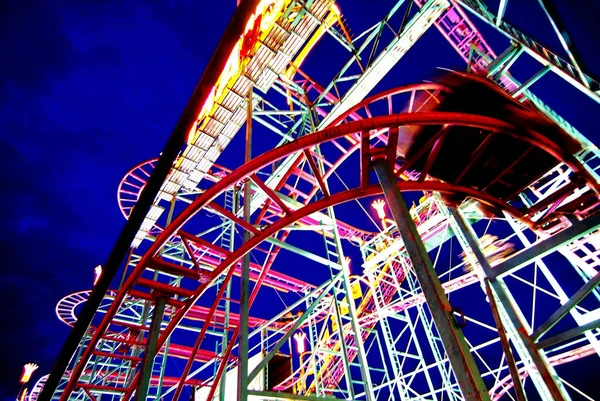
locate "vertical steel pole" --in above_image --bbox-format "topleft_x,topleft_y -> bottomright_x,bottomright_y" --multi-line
337,244 -> 375,401
154,196 -> 178,399
137,296 -> 167,401
220,188 -> 237,401
448,207 -> 570,401
118,248 -> 135,290
237,86 -> 253,401
373,159 -> 490,401
483,280 -> 527,401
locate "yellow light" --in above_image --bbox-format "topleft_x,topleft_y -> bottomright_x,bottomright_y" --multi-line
93,265 -> 102,286
200,87 -> 216,121
372,199 -> 387,219
187,0 -> 288,145
214,43 -> 240,104
350,280 -> 363,299
20,363 -> 38,384
259,0 -> 286,31
19,388 -> 28,401
330,3 -> 341,17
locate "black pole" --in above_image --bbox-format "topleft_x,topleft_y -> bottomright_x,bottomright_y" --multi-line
537,0 -> 590,83
38,1 -> 261,399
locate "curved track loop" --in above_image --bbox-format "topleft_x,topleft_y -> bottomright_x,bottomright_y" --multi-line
118,161 -> 232,220
118,158 -> 374,243
60,103 -> 600,399
28,374 -> 49,401
300,78 -> 599,227
57,290 -> 271,329
117,159 -> 156,219
56,290 -> 119,327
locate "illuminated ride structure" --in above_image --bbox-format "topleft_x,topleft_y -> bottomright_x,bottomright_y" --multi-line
35,0 -> 600,400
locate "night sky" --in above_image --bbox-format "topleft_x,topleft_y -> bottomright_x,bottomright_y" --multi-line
1,0 -> 599,399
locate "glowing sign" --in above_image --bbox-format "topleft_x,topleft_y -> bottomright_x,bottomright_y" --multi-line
372,199 -> 387,219
350,280 -> 362,299
20,363 -> 38,384
293,331 -> 308,354
188,0 -> 288,144
93,265 -> 102,286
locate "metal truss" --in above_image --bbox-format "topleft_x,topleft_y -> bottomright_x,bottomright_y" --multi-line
35,1 -> 600,401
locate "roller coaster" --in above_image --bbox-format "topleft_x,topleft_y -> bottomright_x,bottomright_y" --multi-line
32,1 -> 600,400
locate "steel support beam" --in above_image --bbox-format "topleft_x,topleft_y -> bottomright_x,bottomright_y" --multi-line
504,213 -> 600,357
373,160 -> 490,401
247,274 -> 339,382
537,318 -> 600,349
327,204 -> 375,401
537,0 -> 589,87
533,272 -> 600,341
484,280 -> 526,401
264,236 -> 342,269
237,85 -> 253,401
486,43 -> 524,78
492,216 -> 600,278
220,189 -> 237,401
495,0 -> 508,26
512,65 -> 552,98
137,296 -> 167,401
449,207 -> 569,401
317,0 -> 449,127
456,0 -> 600,104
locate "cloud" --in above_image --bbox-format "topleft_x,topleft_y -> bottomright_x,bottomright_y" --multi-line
0,0 -> 75,92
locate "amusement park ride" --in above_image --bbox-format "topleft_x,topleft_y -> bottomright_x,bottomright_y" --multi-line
29,0 -> 600,400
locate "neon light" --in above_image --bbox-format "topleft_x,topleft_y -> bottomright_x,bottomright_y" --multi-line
93,265 -> 102,286
350,280 -> 363,299
188,0 -> 288,145
372,199 -> 387,219
330,3 -> 341,17
260,0 -> 286,31
19,388 -> 28,401
293,331 -> 308,354
343,256 -> 351,271
20,363 -> 38,384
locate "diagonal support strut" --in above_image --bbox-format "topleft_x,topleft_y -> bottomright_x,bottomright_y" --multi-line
373,159 -> 490,401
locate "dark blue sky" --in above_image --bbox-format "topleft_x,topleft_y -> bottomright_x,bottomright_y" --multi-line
0,0 -> 236,396
1,0 -> 599,399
